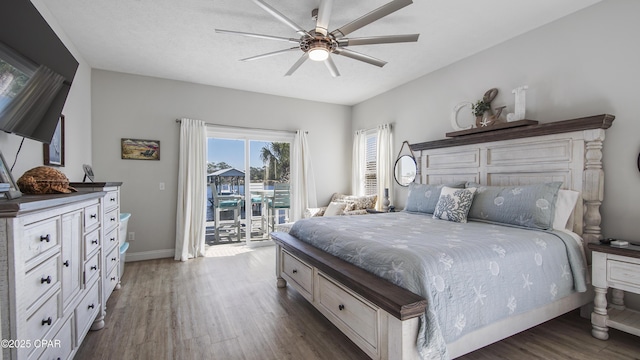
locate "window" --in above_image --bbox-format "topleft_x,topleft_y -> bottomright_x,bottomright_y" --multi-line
364,130 -> 377,196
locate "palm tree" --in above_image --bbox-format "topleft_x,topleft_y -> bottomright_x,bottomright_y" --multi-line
259,142 -> 290,182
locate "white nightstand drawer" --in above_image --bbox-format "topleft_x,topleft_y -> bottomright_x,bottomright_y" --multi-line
84,251 -> 101,286
105,244 -> 119,275
104,207 -> 119,233
25,292 -> 60,354
105,265 -> 119,301
24,255 -> 59,315
105,190 -> 119,211
104,226 -> 119,252
318,273 -> 378,349
22,217 -> 59,267
608,259 -> 640,290
75,281 -> 100,343
37,315 -> 73,360
281,250 -> 313,299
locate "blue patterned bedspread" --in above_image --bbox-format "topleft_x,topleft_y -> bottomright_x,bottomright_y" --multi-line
288,211 -> 588,359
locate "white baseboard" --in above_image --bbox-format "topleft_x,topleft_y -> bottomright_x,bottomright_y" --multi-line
125,249 -> 174,262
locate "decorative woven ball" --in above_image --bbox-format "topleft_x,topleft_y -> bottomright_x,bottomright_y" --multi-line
17,166 -> 77,194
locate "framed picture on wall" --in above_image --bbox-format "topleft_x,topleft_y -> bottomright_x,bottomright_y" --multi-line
121,138 -> 160,160
43,115 -> 65,166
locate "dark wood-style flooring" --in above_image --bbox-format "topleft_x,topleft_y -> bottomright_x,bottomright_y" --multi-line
77,244 -> 640,360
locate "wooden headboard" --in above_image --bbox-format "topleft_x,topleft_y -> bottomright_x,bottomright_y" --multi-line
410,114 -> 614,247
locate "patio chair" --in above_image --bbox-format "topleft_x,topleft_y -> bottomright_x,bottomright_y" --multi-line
210,184 -> 242,242
269,183 -> 290,232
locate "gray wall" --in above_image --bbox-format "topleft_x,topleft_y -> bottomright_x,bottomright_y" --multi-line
91,70 -> 352,259
0,0 -> 92,184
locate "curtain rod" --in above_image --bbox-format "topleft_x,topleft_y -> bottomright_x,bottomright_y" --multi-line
175,119 -> 306,134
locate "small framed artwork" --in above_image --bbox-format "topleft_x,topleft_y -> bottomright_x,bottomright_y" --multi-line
82,164 -> 95,182
121,138 -> 160,160
43,115 -> 65,166
0,151 -> 22,199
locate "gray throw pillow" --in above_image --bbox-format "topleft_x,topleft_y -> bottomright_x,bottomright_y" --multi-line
404,182 -> 465,214
466,182 -> 563,230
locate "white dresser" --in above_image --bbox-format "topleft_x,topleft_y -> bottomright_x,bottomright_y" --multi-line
0,192 -> 106,359
70,182 -> 122,330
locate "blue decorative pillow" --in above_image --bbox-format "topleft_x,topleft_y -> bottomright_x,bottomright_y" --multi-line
404,182 -> 465,214
433,186 -> 477,223
466,182 -> 563,229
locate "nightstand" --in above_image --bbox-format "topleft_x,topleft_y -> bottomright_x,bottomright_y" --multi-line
588,243 -> 640,340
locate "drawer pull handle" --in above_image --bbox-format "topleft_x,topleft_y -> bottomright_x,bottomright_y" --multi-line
112,257 -> 117,262
41,276 -> 52,284
92,239 -> 98,245
91,265 -> 98,271
111,276 -> 116,281
42,317 -> 52,326
40,234 -> 50,242
111,217 -> 116,222
338,304 -> 345,311
90,214 -> 97,219
110,197 -> 116,202
110,237 -> 116,242
63,260 -> 70,267
292,269 -> 298,274
88,304 -> 95,309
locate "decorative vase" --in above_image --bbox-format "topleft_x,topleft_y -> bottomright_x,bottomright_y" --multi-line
383,188 -> 391,212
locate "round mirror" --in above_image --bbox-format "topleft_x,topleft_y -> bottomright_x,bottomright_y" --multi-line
394,155 -> 417,187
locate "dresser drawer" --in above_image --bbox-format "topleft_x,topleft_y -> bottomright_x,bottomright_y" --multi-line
281,250 -> 313,299
25,292 -> 60,357
104,226 -> 119,252
84,204 -> 100,230
105,244 -> 119,276
84,228 -> 101,259
105,190 -> 119,211
318,273 -> 378,350
24,256 -> 59,315
105,265 -> 119,301
608,259 -> 640,290
23,217 -> 59,267
104,207 -> 119,233
75,281 -> 100,343
84,251 -> 101,286
36,315 -> 73,360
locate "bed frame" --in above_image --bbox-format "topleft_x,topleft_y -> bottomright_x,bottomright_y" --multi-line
272,114 -> 614,359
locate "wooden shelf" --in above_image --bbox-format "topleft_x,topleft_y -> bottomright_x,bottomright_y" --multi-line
411,114 -> 614,151
445,120 -> 538,137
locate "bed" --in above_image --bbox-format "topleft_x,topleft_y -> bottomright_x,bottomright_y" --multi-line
271,114 -> 614,359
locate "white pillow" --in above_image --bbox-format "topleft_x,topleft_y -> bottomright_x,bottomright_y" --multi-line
433,186 -> 477,223
323,201 -> 348,217
553,189 -> 579,230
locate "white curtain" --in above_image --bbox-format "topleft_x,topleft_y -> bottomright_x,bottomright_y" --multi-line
175,118 -> 207,261
290,130 -> 317,222
351,130 -> 366,196
376,124 -> 393,211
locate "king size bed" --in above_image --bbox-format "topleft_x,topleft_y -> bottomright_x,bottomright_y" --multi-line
272,114 -> 614,359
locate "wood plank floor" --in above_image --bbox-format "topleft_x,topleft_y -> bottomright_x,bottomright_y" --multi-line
77,244 -> 640,360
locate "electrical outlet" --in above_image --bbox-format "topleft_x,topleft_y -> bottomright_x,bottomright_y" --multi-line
159,182 -> 165,190
128,232 -> 135,241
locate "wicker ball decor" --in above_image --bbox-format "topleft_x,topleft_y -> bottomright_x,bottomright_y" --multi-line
17,166 -> 77,194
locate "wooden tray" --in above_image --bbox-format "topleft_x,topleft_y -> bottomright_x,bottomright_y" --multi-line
446,119 -> 538,137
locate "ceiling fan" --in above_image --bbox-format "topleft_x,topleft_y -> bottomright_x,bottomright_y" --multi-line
216,0 -> 420,77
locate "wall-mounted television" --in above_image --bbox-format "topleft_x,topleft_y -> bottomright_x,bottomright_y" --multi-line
0,0 -> 78,144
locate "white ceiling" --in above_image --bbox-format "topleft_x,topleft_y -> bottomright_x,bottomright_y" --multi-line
42,0 -> 600,106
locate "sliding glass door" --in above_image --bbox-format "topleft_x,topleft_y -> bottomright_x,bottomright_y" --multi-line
206,126 -> 293,246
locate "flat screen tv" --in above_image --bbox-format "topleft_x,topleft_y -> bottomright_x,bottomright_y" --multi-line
0,40 -> 71,144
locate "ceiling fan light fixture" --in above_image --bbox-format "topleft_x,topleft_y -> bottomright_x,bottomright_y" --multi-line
308,42 -> 330,61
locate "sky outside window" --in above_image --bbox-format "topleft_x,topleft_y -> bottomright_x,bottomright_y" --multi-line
207,138 -> 270,170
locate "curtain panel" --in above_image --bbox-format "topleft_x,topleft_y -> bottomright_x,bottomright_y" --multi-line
290,130 -> 317,222
175,118 -> 207,261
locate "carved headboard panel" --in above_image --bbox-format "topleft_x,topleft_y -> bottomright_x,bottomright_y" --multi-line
410,114 -> 614,247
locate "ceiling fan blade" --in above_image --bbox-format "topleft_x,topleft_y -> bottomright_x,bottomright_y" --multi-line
324,55 -> 340,77
215,29 -> 300,44
330,0 -> 412,38
285,53 -> 309,76
241,47 -> 300,62
252,0 -> 311,37
337,34 -> 419,46
315,0 -> 334,36
333,48 -> 387,67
